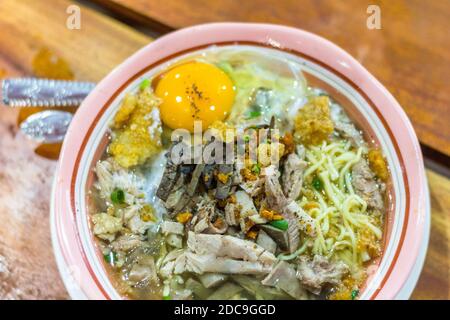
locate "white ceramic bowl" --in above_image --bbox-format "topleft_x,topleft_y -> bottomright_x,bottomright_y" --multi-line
51,23 -> 430,300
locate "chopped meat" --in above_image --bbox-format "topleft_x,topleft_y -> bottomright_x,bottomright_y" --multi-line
284,201 -> 316,237
187,164 -> 205,196
262,261 -> 308,300
264,174 -> 300,253
265,173 -> 288,210
126,213 -> 154,234
232,190 -> 259,232
173,192 -> 193,213
202,164 -> 216,189
166,234 -> 183,248
235,190 -> 258,217
111,234 -> 143,252
91,213 -> 122,241
351,159 -> 384,211
198,273 -> 228,288
172,289 -> 193,300
240,177 -> 265,197
171,232 -> 276,274
256,230 -> 277,254
123,205 -> 154,234
159,260 -> 176,279
192,199 -> 228,234
156,157 -> 179,202
260,225 -> 289,251
161,221 -> 184,235
215,164 -> 233,199
128,256 -> 158,285
164,177 -> 196,215
248,214 -> 268,224
294,96 -> 334,145
296,255 -> 348,295
334,120 -> 366,148
94,160 -> 114,197
187,232 -> 276,266
174,252 -> 273,275
224,202 -> 239,226
281,152 -> 307,201
164,176 -> 186,210
163,249 -> 184,263
192,216 -> 209,233
158,249 -> 184,278
209,214 -> 228,234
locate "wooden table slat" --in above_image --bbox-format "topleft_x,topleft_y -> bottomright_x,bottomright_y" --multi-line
0,0 -> 151,299
92,0 -> 450,157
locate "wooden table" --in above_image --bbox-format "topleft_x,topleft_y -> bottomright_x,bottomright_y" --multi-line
0,0 -> 448,299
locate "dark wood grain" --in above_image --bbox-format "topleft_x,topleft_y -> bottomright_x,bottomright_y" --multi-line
411,170 -> 450,300
91,0 -> 450,157
0,0 -> 150,299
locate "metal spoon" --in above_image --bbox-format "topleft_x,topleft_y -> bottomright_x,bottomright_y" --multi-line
20,110 -> 73,144
2,78 -> 95,143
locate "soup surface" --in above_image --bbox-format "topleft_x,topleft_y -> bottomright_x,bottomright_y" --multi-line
89,46 -> 389,300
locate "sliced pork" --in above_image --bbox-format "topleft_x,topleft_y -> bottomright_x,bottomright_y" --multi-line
256,230 -> 277,254
198,273 -> 228,288
174,253 -> 274,275
296,255 -> 349,295
191,199 -> 228,234
169,232 -> 276,275
331,108 -> 367,148
187,232 -> 276,265
262,261 -> 308,300
281,152 -> 307,201
351,159 -> 384,211
265,174 -> 301,253
111,234 -> 143,252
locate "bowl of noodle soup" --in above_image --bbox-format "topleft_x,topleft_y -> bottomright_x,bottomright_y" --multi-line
51,23 -> 430,300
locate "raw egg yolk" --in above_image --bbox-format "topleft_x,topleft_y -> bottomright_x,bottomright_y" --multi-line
155,61 -> 235,132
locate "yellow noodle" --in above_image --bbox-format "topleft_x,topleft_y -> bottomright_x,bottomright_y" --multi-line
300,139 -> 383,275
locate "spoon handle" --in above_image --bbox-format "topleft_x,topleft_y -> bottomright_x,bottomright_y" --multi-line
1,78 -> 95,107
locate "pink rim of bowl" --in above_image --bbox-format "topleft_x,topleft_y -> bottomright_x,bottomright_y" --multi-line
51,22 -> 429,300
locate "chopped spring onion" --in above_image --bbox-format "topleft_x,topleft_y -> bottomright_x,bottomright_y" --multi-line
163,295 -> 172,300
251,163 -> 261,174
351,289 -> 359,300
246,110 -> 262,119
139,78 -> 150,90
103,251 -> 117,266
312,176 -> 323,191
111,189 -> 125,204
270,219 -> 288,231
